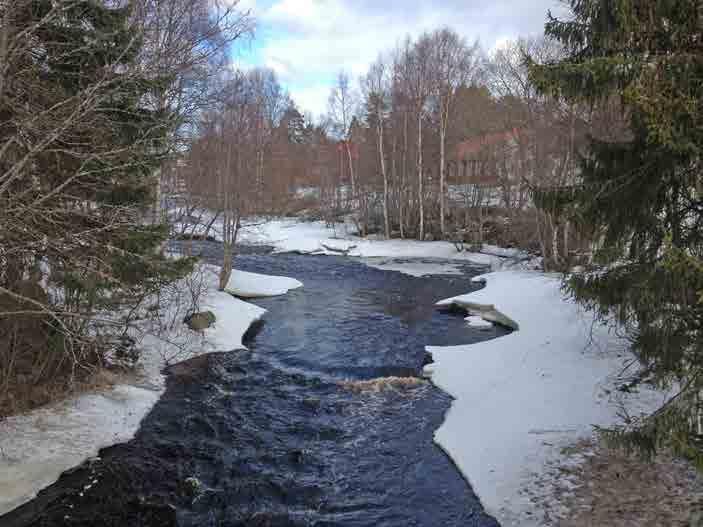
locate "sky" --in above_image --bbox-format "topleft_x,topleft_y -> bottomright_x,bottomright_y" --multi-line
232,0 -> 566,118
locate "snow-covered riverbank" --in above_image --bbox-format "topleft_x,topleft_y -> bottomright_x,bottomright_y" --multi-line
424,271 -> 667,526
186,216 -> 540,272
0,266 -> 302,517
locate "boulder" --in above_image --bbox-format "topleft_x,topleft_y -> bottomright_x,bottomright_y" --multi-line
448,300 -> 519,331
181,476 -> 203,499
183,311 -> 216,331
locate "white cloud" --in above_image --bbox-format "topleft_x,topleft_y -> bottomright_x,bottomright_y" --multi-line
243,0 -> 563,115
289,82 -> 332,118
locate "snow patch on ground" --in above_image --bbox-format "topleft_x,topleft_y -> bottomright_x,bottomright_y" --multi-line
225,268 -> 303,298
424,271 -> 666,526
0,265 -> 296,517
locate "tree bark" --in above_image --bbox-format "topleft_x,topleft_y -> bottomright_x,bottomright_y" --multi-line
391,130 -> 397,236
400,111 -> 408,239
346,142 -> 355,200
439,121 -> 446,237
417,111 -> 424,241
377,116 -> 390,239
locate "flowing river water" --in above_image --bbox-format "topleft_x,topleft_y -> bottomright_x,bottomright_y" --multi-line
3,242 -> 509,527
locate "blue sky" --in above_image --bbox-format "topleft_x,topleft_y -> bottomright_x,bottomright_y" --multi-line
232,0 -> 565,117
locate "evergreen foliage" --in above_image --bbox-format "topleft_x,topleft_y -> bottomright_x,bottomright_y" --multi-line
529,0 -> 703,464
0,0 -> 195,407
281,106 -> 307,144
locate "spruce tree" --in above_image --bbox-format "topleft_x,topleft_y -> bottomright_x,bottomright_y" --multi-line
0,0 -> 194,405
529,1 -> 703,463
281,106 -> 307,144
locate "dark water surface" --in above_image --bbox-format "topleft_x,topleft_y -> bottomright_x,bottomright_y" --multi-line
2,242 -> 506,527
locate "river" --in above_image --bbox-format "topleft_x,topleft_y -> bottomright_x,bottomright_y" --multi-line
2,242 -> 507,527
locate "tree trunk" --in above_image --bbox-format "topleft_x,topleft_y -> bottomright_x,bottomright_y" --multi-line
391,131 -> 397,236
346,142 -> 355,201
378,119 -> 390,239
536,211 -> 548,268
439,119 -> 446,238
549,214 -> 561,268
399,112 -> 408,239
417,111 -> 424,241
219,239 -> 233,290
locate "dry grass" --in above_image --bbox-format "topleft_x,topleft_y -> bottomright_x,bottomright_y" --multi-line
528,438 -> 703,526
0,367 -> 124,419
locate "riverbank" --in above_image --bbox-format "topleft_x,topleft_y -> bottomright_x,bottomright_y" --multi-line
424,270 -> 670,526
526,437 -> 703,525
0,264 -> 300,517
183,215 -> 543,272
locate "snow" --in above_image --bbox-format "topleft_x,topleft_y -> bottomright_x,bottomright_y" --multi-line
225,269 -> 303,298
464,315 -> 494,329
0,385 -> 159,516
239,218 -> 540,272
424,271 -> 666,526
174,212 -> 541,273
361,257 -> 465,277
0,265 -> 298,517
201,280 -> 266,352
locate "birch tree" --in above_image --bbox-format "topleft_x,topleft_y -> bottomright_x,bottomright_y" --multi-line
431,28 -> 481,236
362,56 -> 391,238
327,71 -> 358,198
407,34 -> 433,240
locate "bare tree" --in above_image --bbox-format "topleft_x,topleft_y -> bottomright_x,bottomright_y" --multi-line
362,56 -> 391,238
133,0 -> 254,221
431,28 -> 481,236
406,34 -> 433,240
327,71 -> 358,198
487,36 -> 586,267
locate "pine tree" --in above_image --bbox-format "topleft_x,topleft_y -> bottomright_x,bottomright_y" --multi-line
529,1 -> 703,463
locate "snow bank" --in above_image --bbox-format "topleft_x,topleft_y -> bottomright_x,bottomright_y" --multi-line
240,218 -> 539,272
0,266 -> 297,517
225,269 -> 303,298
0,385 -> 159,516
424,271 -> 665,526
201,286 -> 266,349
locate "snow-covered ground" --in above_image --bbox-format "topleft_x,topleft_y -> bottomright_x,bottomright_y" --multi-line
238,218 -> 540,272
0,265 -> 302,517
424,271 -> 666,526
174,210 -> 540,273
